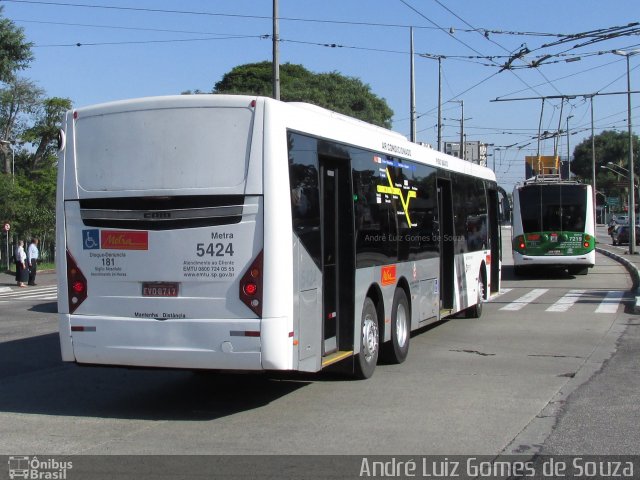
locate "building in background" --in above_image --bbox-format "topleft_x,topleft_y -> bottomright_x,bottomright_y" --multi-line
444,141 -> 488,167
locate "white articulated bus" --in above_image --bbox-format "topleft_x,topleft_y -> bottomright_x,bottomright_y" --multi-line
57,95 -> 502,378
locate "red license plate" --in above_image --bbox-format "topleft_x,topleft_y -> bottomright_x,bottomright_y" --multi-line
142,282 -> 179,297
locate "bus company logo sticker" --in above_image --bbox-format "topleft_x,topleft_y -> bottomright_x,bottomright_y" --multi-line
381,265 -> 396,286
101,230 -> 149,250
82,229 -> 100,250
8,456 -> 73,479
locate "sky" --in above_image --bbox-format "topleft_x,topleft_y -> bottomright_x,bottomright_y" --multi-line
2,0 -> 639,192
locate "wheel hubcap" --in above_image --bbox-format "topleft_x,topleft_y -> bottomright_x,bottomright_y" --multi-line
396,303 -> 408,347
362,314 -> 379,362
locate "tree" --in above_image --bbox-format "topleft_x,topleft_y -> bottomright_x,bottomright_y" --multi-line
0,7 -> 33,83
211,62 -> 394,128
22,96 -> 72,174
0,8 -> 61,263
0,78 -> 43,174
571,130 -> 640,209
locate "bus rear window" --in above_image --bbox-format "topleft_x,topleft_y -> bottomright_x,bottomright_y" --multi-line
74,107 -> 253,192
519,184 -> 587,233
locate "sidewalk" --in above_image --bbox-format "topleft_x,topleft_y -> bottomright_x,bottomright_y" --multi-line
0,268 -> 57,292
596,242 -> 640,311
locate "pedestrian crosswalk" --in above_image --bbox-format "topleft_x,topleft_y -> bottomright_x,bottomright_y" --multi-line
490,288 -> 627,314
0,285 -> 57,302
0,284 -> 629,313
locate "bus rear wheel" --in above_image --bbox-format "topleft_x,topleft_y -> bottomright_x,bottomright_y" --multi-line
568,265 -> 589,276
465,273 -> 485,318
354,297 -> 379,379
383,288 -> 410,364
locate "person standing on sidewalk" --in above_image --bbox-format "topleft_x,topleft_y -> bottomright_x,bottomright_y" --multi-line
27,237 -> 39,286
15,240 -> 27,287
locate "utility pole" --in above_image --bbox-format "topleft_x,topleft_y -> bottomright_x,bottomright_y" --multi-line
418,54 -> 444,151
566,114 -> 573,179
437,57 -> 442,151
590,97 -> 596,227
409,27 -> 416,143
272,0 -> 280,100
460,100 -> 464,160
613,49 -> 639,253
536,99 -> 545,158
566,115 -> 573,164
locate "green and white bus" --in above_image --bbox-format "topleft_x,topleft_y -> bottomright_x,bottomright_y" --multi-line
56,95 -> 503,379
512,177 -> 595,275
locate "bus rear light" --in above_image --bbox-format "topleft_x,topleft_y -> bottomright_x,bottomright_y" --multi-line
239,250 -> 263,317
243,282 -> 258,296
66,250 -> 88,313
584,241 -> 590,248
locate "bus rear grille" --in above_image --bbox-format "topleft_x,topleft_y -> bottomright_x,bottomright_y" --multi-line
79,195 -> 251,230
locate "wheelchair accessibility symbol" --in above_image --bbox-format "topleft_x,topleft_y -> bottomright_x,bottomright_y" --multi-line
83,229 -> 100,249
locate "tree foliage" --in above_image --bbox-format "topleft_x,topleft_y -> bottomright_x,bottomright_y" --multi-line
212,62 -> 394,128
1,9 -> 69,261
0,6 -> 33,83
23,96 -> 72,173
571,130 -> 640,208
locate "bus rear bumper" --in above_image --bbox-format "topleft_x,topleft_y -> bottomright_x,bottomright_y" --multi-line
513,251 -> 596,267
59,314 -> 263,370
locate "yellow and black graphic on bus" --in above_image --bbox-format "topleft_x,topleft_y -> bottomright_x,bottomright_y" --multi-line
376,167 -> 417,227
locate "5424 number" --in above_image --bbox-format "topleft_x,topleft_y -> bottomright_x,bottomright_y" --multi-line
196,242 -> 234,257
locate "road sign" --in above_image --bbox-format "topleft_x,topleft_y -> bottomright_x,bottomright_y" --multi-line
3,223 -> 9,231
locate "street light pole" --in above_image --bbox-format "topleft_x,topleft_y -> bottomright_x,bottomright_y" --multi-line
614,49 -> 638,253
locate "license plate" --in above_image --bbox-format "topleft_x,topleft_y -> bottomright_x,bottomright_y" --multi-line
142,282 -> 179,297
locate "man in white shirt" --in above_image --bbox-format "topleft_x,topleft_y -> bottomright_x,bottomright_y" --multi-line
27,238 -> 39,286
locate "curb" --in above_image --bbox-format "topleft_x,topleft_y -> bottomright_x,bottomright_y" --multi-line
595,246 -> 640,313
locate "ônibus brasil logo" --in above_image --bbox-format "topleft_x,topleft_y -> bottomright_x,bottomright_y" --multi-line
8,456 -> 73,479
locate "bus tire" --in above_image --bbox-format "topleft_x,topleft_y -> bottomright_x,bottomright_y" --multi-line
354,297 -> 379,379
568,265 -> 588,276
465,273 -> 484,318
383,288 -> 410,364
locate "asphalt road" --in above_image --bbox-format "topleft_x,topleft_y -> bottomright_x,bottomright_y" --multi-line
0,234 -> 637,460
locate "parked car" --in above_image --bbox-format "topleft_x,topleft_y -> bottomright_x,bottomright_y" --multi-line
611,224 -> 640,245
608,215 -> 629,235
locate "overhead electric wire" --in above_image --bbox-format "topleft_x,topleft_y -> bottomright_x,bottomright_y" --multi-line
0,0 -> 586,38
431,0 -> 564,96
35,34 -> 269,48
400,0 -> 548,100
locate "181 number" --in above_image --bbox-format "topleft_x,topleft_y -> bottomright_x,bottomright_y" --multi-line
196,242 -> 234,257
